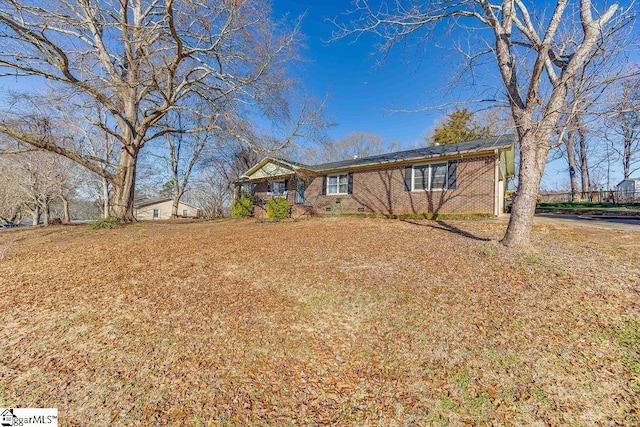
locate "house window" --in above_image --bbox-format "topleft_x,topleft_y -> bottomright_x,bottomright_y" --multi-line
412,161 -> 457,191
327,174 -> 348,195
268,181 -> 286,196
153,209 -> 159,219
182,209 -> 188,217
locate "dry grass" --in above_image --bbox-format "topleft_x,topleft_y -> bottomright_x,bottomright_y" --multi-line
0,217 -> 638,426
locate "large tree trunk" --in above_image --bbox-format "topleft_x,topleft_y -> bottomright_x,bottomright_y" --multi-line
501,133 -> 549,248
42,201 -> 49,226
61,195 -> 70,224
31,205 -> 39,226
171,177 -> 186,218
172,190 -> 182,218
110,149 -> 138,222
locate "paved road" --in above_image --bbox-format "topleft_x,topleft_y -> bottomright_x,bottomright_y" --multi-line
534,213 -> 640,232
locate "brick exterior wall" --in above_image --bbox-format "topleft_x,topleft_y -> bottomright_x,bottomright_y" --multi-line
244,155 -> 498,217
251,178 -> 299,219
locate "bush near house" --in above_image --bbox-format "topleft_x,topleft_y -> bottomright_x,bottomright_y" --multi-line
231,197 -> 253,219
266,197 -> 290,220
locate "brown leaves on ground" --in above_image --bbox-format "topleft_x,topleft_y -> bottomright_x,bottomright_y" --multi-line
0,218 -> 638,426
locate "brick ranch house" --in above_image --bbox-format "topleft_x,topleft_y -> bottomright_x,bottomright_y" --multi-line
235,135 -> 515,218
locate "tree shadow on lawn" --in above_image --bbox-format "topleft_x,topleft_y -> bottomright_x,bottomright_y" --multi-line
401,219 -> 492,242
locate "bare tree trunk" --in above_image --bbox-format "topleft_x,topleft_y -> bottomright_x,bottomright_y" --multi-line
102,177 -> 110,218
61,195 -> 70,224
564,130 -> 581,201
501,133 -> 549,248
578,125 -> 591,194
172,189 -> 184,218
31,205 -> 39,226
623,132 -> 632,179
42,199 -> 50,226
109,149 -> 137,222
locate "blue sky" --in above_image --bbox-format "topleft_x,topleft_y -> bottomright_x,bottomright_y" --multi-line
274,0 -> 470,149
1,1 -> 637,189
273,0 -> 640,188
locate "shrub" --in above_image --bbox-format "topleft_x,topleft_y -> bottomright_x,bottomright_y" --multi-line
89,217 -> 119,230
231,197 -> 253,219
266,197 -> 290,221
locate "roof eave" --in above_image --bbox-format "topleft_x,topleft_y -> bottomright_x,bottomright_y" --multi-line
239,157 -> 315,181
312,144 -> 513,174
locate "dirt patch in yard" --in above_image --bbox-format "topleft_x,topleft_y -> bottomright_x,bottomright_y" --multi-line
0,218 -> 638,425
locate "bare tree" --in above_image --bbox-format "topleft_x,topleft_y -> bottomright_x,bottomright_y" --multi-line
189,169 -> 232,218
549,25 -> 637,200
0,158 -> 24,226
0,0 -> 304,221
606,78 -> 640,179
155,107 -> 215,218
190,139 -> 265,216
301,132 -> 397,164
1,126 -> 81,224
77,102 -> 119,219
334,0 -> 632,247
11,150 -> 65,226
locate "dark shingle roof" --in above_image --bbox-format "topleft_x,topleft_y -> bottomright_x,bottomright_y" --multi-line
133,197 -> 172,208
236,135 -> 516,183
308,135 -> 515,172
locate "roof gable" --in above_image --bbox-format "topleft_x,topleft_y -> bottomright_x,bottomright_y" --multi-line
242,157 -> 303,180
616,177 -> 640,187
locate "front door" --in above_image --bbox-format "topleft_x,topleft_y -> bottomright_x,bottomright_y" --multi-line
296,179 -> 305,204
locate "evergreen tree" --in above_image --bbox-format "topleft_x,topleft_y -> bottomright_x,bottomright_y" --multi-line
431,108 -> 492,145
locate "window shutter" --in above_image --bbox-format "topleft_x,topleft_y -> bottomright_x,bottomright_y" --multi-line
284,179 -> 289,191
448,161 -> 457,189
322,176 -> 327,195
250,183 -> 255,195
347,172 -> 353,194
404,166 -> 412,191
267,182 -> 271,193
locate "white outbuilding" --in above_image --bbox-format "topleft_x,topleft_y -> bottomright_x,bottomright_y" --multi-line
616,178 -> 640,203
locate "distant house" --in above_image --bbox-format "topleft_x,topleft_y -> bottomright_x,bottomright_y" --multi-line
134,197 -> 199,220
616,178 -> 640,203
235,135 -> 515,218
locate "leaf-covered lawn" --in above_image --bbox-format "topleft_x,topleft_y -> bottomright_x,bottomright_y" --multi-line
1,218 -> 638,426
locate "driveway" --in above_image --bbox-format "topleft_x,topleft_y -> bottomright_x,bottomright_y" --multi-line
534,213 -> 640,232
493,214 -> 640,232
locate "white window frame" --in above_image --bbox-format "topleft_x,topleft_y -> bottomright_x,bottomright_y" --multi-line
182,209 -> 188,217
153,208 -> 159,219
327,174 -> 349,195
268,180 -> 286,197
411,161 -> 456,192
